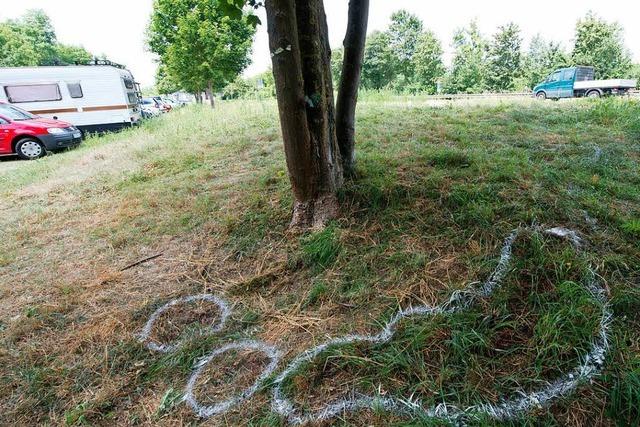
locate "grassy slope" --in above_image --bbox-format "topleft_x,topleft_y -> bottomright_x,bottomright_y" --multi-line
0,98 -> 638,426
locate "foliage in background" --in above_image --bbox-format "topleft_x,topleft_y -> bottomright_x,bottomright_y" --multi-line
147,0 -> 256,98
444,21 -> 489,94
486,23 -> 523,91
221,69 -> 275,100
154,63 -> 182,95
359,11 -> 446,93
632,64 -> 640,89
411,31 -> 445,94
0,9 -> 95,67
330,47 -> 344,87
523,35 -> 571,90
353,10 -> 633,95
386,10 -> 424,91
572,12 -> 632,79
360,31 -> 398,90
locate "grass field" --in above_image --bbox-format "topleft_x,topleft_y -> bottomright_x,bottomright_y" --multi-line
0,97 -> 639,426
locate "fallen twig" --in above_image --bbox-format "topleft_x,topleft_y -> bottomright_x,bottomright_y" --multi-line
120,253 -> 163,271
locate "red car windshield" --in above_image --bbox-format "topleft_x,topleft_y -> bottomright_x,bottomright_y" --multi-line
0,104 -> 36,121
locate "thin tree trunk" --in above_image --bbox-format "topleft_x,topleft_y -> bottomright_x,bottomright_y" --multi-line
336,0 -> 369,176
207,81 -> 215,108
266,0 -> 343,229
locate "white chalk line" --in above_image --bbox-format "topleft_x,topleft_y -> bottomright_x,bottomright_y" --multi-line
271,226 -> 612,425
137,294 -> 281,418
184,340 -> 281,418
137,294 -> 231,353
135,226 -> 611,423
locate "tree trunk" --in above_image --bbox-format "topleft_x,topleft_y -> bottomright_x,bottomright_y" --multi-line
266,0 -> 343,229
336,0 -> 369,176
207,81 -> 215,108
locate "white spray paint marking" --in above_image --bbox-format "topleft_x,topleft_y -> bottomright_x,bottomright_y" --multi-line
184,340 -> 281,418
137,294 -> 231,353
271,227 -> 611,425
545,227 -> 584,248
138,294 -> 280,418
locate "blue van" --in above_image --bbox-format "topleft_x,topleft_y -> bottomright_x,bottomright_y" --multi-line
533,66 -> 636,99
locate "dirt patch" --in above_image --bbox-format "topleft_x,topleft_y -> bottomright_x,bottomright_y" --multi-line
145,298 -> 225,347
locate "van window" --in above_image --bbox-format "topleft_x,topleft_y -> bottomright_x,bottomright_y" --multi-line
67,83 -> 84,99
562,69 -> 575,81
4,84 -> 62,103
127,92 -> 138,104
123,78 -> 135,90
548,72 -> 561,82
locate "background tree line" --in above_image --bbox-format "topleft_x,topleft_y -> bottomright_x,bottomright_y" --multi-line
147,0 -> 257,106
347,10 -> 637,94
224,9 -> 638,98
0,9 -> 96,67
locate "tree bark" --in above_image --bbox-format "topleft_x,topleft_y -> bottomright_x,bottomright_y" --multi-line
336,0 -> 369,176
207,81 -> 215,108
266,0 -> 343,229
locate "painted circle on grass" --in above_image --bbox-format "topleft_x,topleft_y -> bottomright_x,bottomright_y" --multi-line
270,227 -> 612,425
184,340 -> 281,418
137,294 -> 231,353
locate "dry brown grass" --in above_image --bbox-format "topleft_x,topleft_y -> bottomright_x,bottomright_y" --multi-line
1,99 -> 638,426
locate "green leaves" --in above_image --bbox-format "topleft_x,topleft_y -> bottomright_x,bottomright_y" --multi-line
486,23 -> 523,91
572,12 -> 632,79
218,0 -> 261,27
149,0 -> 257,94
0,10 -> 96,66
246,14 -> 261,28
218,0 -> 244,20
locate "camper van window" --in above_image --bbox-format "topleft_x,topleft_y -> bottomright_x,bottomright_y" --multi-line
5,84 -> 62,103
127,93 -> 138,104
67,83 -> 84,99
123,78 -> 134,90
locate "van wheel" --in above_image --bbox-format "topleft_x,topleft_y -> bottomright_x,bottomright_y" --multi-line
587,90 -> 601,98
536,92 -> 547,100
16,138 -> 46,160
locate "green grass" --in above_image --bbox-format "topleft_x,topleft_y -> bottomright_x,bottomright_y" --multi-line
300,225 -> 342,271
281,232 -> 605,413
0,98 -> 639,426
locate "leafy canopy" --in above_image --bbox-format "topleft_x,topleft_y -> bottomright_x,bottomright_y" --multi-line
487,23 -> 523,91
0,9 -> 94,67
445,21 -> 488,94
148,0 -> 256,93
572,12 -> 632,79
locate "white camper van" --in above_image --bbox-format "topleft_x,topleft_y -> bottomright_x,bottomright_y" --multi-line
0,61 -> 142,133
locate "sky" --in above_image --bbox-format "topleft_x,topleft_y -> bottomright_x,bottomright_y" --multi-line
2,0 -> 639,87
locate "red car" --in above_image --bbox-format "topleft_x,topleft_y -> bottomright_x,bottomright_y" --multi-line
0,102 -> 82,160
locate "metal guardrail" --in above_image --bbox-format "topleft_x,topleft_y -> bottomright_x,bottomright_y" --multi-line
425,92 -> 532,100
416,90 -> 639,101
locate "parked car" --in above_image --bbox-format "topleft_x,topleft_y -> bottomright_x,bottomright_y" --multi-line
0,102 -> 82,159
152,96 -> 173,113
161,97 -> 178,109
533,66 -> 637,100
140,98 -> 162,118
0,61 -> 142,133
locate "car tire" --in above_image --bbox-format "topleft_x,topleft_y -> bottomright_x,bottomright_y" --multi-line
15,138 -> 46,160
587,90 -> 601,98
536,91 -> 547,100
